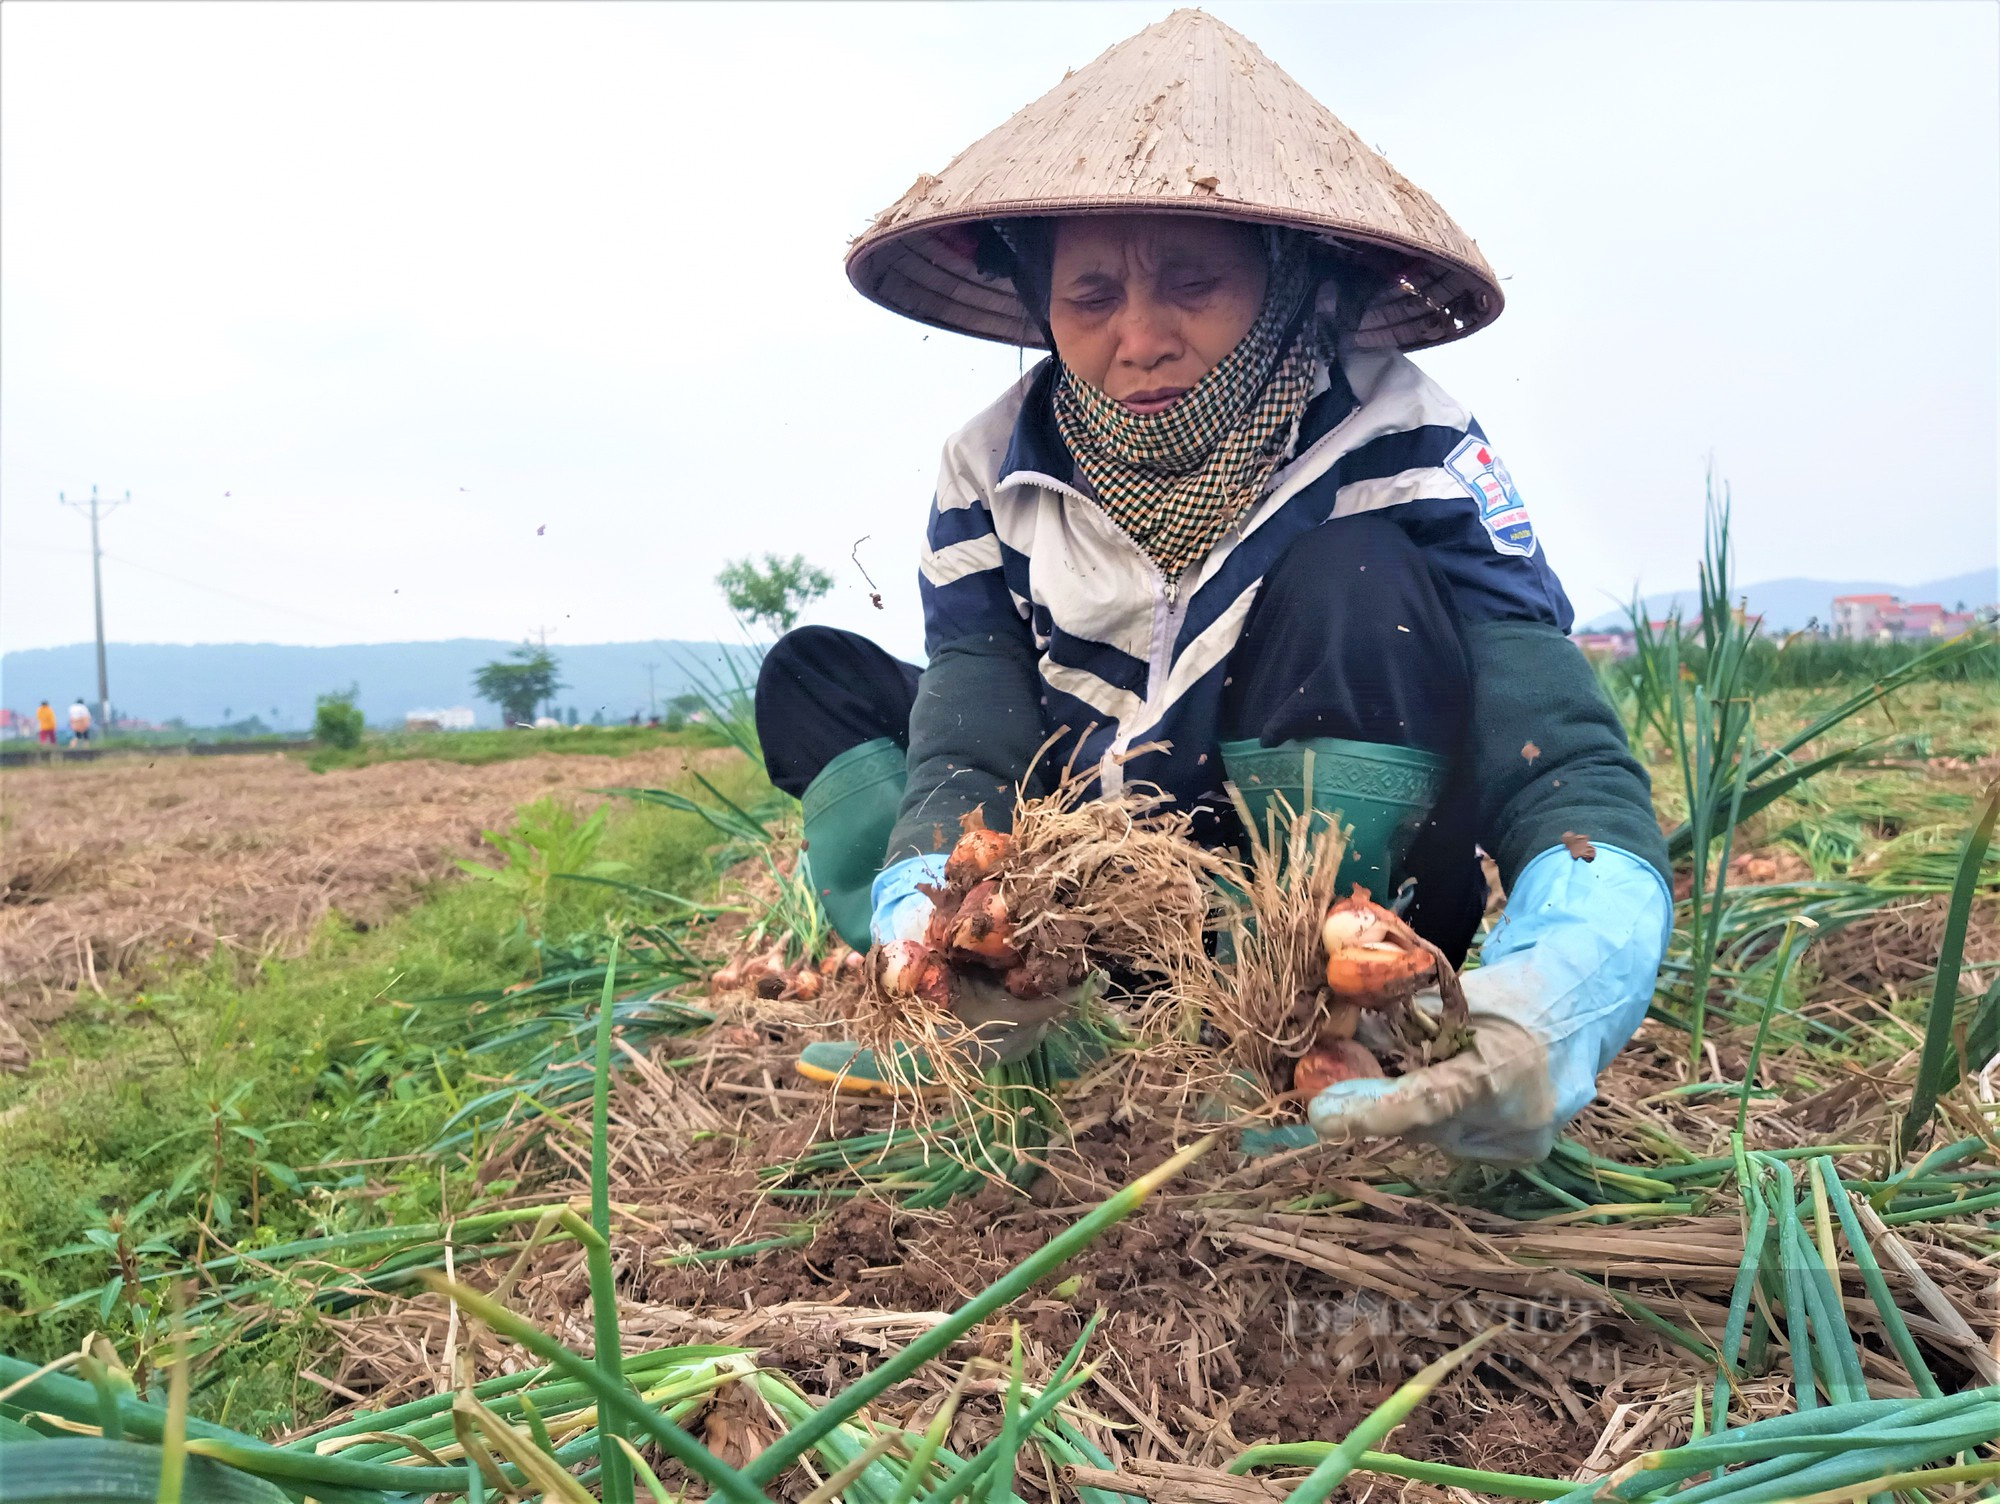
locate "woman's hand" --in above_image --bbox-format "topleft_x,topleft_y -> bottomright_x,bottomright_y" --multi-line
949,970 -> 1076,1066
1307,843 -> 1672,1165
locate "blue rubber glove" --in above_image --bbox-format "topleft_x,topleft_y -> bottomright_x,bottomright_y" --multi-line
870,853 -> 949,945
1308,842 -> 1672,1165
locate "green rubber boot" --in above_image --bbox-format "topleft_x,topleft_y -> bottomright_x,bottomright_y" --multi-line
1220,737 -> 1447,898
799,736 -> 906,953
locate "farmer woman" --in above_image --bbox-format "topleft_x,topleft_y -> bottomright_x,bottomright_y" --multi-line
756,10 -> 1670,1165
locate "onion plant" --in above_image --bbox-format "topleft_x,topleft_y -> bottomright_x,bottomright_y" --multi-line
1621,477 -> 1995,1064
7,1024 -> 1996,1504
1899,780 -> 2000,1156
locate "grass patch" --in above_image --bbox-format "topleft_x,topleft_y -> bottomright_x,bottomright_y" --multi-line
1632,684 -> 1999,837
0,750 -> 771,1434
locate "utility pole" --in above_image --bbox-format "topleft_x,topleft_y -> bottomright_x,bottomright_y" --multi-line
59,486 -> 129,730
643,662 -> 658,719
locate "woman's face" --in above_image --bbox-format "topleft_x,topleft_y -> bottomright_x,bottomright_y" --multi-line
1046,215 -> 1269,414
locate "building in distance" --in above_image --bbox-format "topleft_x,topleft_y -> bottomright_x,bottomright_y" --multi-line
405,706 -> 477,732
1832,594 -> 1983,641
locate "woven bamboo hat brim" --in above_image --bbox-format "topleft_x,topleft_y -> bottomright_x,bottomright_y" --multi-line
848,9 -> 1502,352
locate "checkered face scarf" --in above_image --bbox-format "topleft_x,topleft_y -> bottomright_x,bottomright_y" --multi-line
1053,234 -> 1318,584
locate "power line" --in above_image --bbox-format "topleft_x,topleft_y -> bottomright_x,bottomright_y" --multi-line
115,509 -> 332,576
101,550 -> 375,633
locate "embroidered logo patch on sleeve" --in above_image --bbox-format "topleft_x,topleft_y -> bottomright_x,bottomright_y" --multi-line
1444,435 -> 1537,557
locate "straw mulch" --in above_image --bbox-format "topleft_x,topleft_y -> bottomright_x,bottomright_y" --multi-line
1805,892 -> 2000,1006
0,746 -> 727,1054
314,985 -> 2000,1487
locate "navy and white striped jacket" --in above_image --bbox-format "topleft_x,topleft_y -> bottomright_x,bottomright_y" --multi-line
916,347 -> 1575,821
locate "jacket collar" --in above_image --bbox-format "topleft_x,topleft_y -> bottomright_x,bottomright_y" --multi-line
995,358 -> 1077,494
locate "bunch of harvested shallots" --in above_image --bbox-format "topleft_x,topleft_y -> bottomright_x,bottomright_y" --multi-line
1293,886 -> 1469,1094
1203,791 -> 1470,1104
870,808 -> 1077,1006
854,777 -> 1226,1101
711,941 -> 863,1002
872,790 -> 1224,1009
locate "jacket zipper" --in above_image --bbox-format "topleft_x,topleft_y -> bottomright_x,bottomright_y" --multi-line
999,470 -> 1191,791
1104,566 -> 1192,791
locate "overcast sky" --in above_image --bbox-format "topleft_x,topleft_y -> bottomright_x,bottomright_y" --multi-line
3,1 -> 1995,662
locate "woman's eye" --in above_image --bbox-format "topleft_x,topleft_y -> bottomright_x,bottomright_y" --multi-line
1067,294 -> 1118,315
1173,278 -> 1221,300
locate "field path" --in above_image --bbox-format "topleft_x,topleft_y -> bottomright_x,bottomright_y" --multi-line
0,744 -> 731,1057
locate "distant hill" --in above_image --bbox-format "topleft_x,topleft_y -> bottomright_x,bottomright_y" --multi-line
1578,568 -> 1997,634
0,639 -> 760,731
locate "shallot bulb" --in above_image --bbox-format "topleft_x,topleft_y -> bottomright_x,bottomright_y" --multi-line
743,944 -> 788,981
923,892 -> 962,955
1321,892 -> 1432,1006
946,880 -> 1021,968
746,944 -> 791,999
1321,901 -> 1392,951
945,827 -> 1014,887
1293,1038 -> 1385,1097
875,940 -> 952,1007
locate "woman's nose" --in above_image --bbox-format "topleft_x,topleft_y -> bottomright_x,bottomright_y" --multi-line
1109,295 -> 1180,370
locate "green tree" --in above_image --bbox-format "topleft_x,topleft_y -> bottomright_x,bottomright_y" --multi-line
716,553 -> 833,637
313,686 -> 365,750
473,644 -> 564,728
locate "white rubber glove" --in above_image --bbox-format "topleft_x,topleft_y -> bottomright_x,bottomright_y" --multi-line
1308,842 -> 1672,1166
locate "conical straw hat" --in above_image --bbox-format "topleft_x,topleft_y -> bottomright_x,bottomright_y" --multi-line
848,9 -> 1502,352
